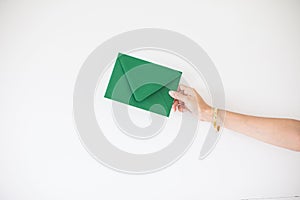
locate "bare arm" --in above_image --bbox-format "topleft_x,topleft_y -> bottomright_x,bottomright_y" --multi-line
169,85 -> 300,152
221,111 -> 300,151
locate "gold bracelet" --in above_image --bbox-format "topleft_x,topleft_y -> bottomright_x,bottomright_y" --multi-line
213,107 -> 220,132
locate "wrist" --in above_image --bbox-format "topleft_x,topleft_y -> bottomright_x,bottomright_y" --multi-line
199,106 -> 213,122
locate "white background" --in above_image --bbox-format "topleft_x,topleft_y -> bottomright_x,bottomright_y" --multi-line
0,0 -> 300,200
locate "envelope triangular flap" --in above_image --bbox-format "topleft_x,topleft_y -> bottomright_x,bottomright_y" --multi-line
117,53 -> 182,102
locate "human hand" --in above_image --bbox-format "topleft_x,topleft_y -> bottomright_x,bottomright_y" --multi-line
168,85 -> 213,122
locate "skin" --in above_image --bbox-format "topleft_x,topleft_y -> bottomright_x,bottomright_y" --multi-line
169,85 -> 300,152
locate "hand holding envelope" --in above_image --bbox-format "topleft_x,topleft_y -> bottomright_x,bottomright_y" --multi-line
104,53 -> 182,117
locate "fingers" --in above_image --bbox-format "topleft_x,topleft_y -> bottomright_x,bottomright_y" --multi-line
173,99 -> 187,112
178,84 -> 190,91
169,91 -> 188,102
179,84 -> 195,95
178,104 -> 185,112
170,85 -> 196,113
173,99 -> 179,111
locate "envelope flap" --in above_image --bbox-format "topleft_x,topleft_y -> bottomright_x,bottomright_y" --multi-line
118,53 -> 182,102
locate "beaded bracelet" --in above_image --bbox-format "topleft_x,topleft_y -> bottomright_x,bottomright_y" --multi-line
213,107 -> 220,132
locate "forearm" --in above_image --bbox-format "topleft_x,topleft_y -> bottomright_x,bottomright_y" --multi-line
220,110 -> 300,151
170,85 -> 300,152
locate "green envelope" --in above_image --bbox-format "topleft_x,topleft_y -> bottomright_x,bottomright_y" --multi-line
104,53 -> 182,117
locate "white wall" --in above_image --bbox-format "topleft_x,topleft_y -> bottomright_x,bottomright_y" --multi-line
0,1 -> 299,199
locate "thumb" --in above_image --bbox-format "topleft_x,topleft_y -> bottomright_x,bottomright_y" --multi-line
169,90 -> 187,102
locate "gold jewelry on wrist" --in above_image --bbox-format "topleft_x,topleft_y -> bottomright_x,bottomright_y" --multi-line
213,107 -> 220,132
